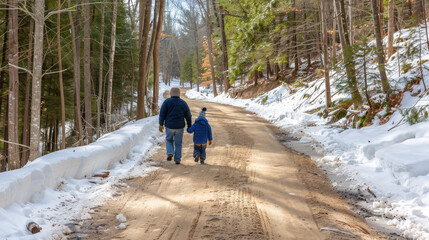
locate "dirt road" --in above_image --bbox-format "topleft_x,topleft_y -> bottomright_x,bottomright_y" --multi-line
80,92 -> 390,240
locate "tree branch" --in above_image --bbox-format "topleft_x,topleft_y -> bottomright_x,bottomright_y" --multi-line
8,63 -> 33,77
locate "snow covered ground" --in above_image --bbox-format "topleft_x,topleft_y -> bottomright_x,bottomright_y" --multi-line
0,81 -> 179,239
186,26 -> 429,239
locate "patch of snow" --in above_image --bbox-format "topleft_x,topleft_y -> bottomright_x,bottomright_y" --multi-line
116,213 -> 127,223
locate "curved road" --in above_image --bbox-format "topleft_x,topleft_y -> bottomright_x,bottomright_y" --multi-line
81,91 -> 388,240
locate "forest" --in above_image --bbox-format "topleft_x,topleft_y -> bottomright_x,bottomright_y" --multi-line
0,0 -> 427,171
1,0 -> 429,239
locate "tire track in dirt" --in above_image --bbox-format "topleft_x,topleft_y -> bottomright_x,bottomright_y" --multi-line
77,91 -> 391,240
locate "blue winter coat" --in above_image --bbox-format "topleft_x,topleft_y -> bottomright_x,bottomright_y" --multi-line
187,116 -> 213,144
159,96 -> 192,129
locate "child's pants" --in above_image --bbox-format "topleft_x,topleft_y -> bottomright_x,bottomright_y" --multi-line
193,144 -> 207,160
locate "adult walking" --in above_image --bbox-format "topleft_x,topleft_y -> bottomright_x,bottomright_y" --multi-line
159,87 -> 192,164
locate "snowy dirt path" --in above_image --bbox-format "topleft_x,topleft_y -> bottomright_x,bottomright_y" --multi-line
79,91 -> 390,240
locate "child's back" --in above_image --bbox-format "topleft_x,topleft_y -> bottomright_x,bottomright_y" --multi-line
187,107 -> 213,164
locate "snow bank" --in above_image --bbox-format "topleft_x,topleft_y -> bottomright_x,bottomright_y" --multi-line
0,79 -> 174,239
0,117 -> 158,209
185,25 -> 429,239
187,85 -> 429,238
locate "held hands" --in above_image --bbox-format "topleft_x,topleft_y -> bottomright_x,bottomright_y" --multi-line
208,140 -> 213,145
159,125 -> 164,133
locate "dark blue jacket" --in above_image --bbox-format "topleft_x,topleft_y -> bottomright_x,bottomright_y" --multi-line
159,96 -> 192,129
187,117 -> 213,144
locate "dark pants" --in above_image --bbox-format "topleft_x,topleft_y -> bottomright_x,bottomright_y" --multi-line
193,144 -> 207,160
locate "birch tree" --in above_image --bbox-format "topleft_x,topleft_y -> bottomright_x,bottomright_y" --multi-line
106,0 -> 118,129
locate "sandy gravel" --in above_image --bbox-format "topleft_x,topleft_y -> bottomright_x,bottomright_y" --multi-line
78,91 -> 391,240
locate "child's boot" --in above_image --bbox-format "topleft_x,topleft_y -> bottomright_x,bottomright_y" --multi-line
200,158 -> 205,164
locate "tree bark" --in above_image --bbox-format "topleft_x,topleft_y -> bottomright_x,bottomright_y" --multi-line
29,0 -> 46,161
371,0 -> 391,95
338,0 -> 363,103
292,0 -> 298,75
321,0 -> 332,108
106,0 -> 118,129
387,0 -> 395,57
145,0 -> 159,99
8,0 -> 20,169
348,0 -> 354,44
137,0 -> 152,120
22,18 -> 34,164
152,0 -> 166,115
83,0 -> 92,142
97,1 -> 105,138
423,0 -> 429,51
332,4 -> 337,64
57,0 -> 66,150
0,10 -> 8,171
195,36 -> 200,92
379,0 -> 384,39
218,5 -> 230,92
127,0 -> 138,118
206,0 -> 218,96
68,0 -> 83,146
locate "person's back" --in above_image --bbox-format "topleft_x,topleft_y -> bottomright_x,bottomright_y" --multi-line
187,107 -> 213,164
159,88 -> 192,164
159,97 -> 191,129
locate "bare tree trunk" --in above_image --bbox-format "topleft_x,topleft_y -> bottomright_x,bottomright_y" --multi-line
321,0 -> 332,108
68,0 -> 83,146
127,0 -> 138,118
387,0 -> 395,57
145,0 -> 159,98
83,0 -> 92,142
29,0 -> 46,161
332,5 -> 337,64
152,0 -> 166,114
292,0 -> 298,75
8,0 -> 20,169
338,0 -> 363,103
303,1 -> 311,69
106,0 -> 118,129
379,0 -> 384,40
21,18 -> 34,165
137,0 -> 151,120
423,1 -> 429,51
195,36 -> 200,92
0,11 -> 8,171
97,1 -> 105,138
218,5 -> 230,92
57,0 -> 66,150
371,0 -> 391,95
206,0 -> 217,96
348,0 -> 354,44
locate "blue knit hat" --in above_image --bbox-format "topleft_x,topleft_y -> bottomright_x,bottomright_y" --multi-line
199,107 -> 207,117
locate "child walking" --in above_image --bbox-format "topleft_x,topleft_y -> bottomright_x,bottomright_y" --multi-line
187,107 -> 213,164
